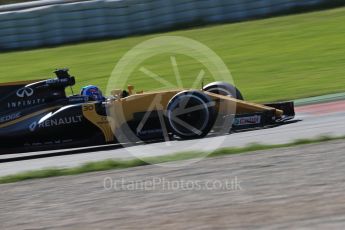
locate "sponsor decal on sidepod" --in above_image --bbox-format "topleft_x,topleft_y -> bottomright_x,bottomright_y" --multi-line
7,87 -> 45,109
16,87 -> 34,98
7,99 -> 45,109
0,112 -> 21,124
234,115 -> 261,126
29,115 -> 83,132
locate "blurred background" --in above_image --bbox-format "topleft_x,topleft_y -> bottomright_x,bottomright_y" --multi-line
1,1 -> 345,229
0,0 -> 344,102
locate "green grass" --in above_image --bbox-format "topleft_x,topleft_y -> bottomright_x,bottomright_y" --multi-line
0,135 -> 344,184
1,7 -> 345,102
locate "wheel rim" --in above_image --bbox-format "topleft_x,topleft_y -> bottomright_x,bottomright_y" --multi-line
168,95 -> 210,137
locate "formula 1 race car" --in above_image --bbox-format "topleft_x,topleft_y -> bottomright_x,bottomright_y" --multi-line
0,69 -> 295,153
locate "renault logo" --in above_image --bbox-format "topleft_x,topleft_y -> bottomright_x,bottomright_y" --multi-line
16,87 -> 34,98
29,122 -> 37,132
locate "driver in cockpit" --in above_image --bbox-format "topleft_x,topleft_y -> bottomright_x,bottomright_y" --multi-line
80,85 -> 105,102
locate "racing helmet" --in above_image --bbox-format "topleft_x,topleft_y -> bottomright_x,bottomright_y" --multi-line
81,85 -> 105,101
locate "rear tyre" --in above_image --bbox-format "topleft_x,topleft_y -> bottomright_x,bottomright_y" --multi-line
203,81 -> 244,100
166,91 -> 216,139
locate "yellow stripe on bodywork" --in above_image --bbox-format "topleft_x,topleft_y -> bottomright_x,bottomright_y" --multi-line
205,92 -> 284,117
107,90 -> 284,123
82,103 -> 114,143
0,106 -> 61,128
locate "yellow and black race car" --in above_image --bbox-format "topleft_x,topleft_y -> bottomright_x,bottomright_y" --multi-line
0,69 -> 295,154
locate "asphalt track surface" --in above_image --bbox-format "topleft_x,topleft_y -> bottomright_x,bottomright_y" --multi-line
0,100 -> 344,176
1,140 -> 345,229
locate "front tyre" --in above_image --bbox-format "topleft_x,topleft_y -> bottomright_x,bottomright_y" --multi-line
166,91 -> 216,139
203,81 -> 244,100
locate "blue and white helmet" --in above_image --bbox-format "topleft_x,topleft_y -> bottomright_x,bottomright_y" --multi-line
81,85 -> 105,101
